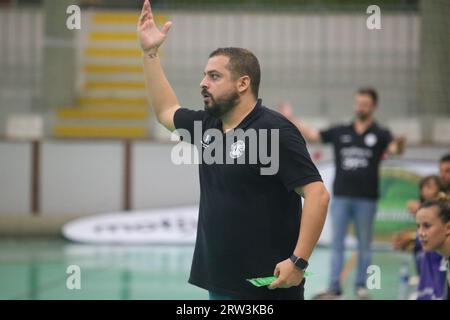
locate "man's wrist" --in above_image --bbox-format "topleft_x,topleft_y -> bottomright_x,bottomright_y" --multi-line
289,254 -> 309,271
143,48 -> 158,59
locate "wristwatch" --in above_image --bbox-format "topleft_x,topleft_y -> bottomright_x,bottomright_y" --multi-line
290,254 -> 309,271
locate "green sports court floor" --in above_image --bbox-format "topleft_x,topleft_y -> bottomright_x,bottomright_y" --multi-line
0,237 -> 414,300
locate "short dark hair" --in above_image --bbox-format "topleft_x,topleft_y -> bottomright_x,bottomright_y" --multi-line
440,154 -> 450,163
209,47 -> 261,98
356,87 -> 378,106
419,175 -> 443,192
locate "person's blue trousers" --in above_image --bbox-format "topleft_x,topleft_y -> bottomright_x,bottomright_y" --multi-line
328,196 -> 377,293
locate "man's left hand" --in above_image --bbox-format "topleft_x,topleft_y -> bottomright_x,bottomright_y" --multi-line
268,258 -> 304,290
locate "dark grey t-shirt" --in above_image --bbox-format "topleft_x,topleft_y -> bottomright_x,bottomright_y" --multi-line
320,122 -> 392,199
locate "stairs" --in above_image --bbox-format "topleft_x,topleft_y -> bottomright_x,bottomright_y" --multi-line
54,11 -> 167,139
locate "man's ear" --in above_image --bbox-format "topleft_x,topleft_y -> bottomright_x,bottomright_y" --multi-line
237,75 -> 251,94
445,221 -> 450,237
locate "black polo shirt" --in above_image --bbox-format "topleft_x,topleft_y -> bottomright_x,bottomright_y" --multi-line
320,122 -> 392,199
173,99 -> 322,299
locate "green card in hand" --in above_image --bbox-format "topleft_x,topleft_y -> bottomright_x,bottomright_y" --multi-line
247,276 -> 277,287
247,272 -> 313,287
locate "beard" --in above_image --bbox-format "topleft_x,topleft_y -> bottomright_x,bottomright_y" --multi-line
356,111 -> 372,121
202,89 -> 240,119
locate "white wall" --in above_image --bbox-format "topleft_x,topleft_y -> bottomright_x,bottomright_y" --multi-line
0,142 -> 31,214
0,140 -> 201,216
1,140 -> 449,217
41,141 -> 123,215
132,142 -> 200,209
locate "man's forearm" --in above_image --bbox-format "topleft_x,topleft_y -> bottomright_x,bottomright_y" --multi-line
293,187 -> 329,261
142,53 -> 179,120
296,121 -> 321,143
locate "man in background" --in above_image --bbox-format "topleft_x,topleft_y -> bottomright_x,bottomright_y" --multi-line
280,88 -> 405,299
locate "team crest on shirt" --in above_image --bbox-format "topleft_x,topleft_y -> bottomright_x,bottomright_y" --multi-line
364,133 -> 377,147
230,140 -> 245,159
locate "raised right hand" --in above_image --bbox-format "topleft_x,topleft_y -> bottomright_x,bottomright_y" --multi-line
137,0 -> 172,55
